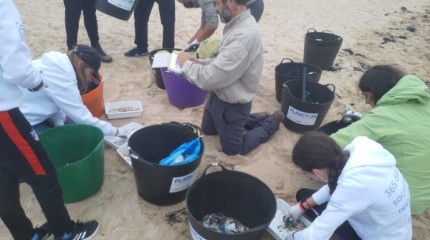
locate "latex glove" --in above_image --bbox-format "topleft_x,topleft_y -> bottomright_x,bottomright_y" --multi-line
287,203 -> 304,223
285,231 -> 296,240
183,39 -> 200,52
116,128 -> 128,139
341,109 -> 362,123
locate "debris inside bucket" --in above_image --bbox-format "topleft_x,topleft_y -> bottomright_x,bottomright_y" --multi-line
201,213 -> 250,234
302,91 -> 319,104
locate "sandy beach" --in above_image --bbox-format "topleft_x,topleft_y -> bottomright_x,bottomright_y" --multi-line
1,0 -> 430,239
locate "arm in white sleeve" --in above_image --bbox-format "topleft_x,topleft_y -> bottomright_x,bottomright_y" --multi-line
50,110 -> 66,126
0,0 -> 41,89
47,83 -> 117,136
312,184 -> 331,205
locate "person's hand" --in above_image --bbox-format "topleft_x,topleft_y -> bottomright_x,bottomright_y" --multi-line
116,128 -> 128,139
183,39 -> 200,52
288,203 -> 304,223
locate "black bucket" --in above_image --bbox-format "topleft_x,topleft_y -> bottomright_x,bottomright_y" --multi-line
275,58 -> 322,103
95,0 -> 141,21
186,163 -> 276,240
128,123 -> 203,205
303,28 -> 343,70
281,80 -> 335,133
148,48 -> 182,89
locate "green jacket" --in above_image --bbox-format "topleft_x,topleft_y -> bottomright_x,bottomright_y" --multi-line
331,75 -> 430,215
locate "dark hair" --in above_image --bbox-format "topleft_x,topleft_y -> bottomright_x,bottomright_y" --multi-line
358,65 -> 404,104
292,132 -> 347,194
221,0 -> 247,5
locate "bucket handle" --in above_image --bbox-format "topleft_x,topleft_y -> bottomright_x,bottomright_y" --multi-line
324,83 -> 336,94
162,121 -> 203,138
307,28 -> 334,34
201,162 -> 229,176
280,58 -> 294,64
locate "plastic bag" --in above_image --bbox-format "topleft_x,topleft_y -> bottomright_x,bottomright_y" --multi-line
159,138 -> 201,166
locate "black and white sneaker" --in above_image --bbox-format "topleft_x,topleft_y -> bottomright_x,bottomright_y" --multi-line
56,220 -> 99,240
124,47 -> 148,57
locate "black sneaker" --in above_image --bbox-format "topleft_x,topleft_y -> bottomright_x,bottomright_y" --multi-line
33,225 -> 53,240
93,45 -> 113,63
56,220 -> 99,240
124,47 -> 148,57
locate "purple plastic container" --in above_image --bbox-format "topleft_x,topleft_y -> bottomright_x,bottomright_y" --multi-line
161,68 -> 206,108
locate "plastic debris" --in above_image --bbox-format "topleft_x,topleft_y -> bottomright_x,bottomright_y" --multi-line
201,213 -> 250,234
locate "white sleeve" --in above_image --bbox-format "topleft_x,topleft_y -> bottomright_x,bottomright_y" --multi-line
46,82 -> 117,136
0,0 -> 41,89
312,185 -> 331,205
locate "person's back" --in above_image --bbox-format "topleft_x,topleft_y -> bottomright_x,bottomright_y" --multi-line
331,74 -> 430,215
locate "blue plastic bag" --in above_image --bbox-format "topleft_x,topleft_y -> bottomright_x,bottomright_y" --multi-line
159,138 -> 201,166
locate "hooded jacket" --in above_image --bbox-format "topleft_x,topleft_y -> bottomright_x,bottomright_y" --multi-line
19,51 -> 117,136
330,75 -> 430,215
294,137 -> 412,240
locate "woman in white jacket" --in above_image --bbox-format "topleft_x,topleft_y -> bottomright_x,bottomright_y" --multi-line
286,132 -> 412,240
19,44 -> 123,136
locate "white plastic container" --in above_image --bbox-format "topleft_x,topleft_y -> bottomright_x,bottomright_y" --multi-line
104,122 -> 144,149
267,199 -> 312,240
105,101 -> 143,119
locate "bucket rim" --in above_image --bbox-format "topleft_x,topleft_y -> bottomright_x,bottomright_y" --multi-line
275,62 -> 322,77
39,124 -> 104,169
186,163 -> 276,235
282,80 -> 336,105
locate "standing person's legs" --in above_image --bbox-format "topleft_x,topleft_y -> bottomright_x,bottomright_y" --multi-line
63,0 -> 84,50
0,109 -> 74,237
134,0 -> 155,51
248,0 -> 264,22
295,188 -> 361,240
157,0 -> 175,48
82,0 -> 99,47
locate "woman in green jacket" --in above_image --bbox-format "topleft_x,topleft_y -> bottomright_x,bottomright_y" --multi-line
330,65 -> 430,215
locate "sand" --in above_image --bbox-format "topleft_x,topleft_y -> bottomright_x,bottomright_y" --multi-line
1,0 -> 430,239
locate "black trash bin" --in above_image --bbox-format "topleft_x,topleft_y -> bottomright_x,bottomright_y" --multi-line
128,123 -> 203,205
303,28 -> 343,70
96,0 -> 141,21
281,80 -> 335,133
187,163 -> 276,240
275,58 -> 322,103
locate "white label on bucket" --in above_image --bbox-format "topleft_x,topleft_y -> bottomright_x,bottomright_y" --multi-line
190,223 -> 207,240
286,106 -> 318,126
169,168 -> 198,193
107,0 -> 135,11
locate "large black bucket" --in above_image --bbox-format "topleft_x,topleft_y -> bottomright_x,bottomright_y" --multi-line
148,48 -> 182,89
95,0 -> 141,21
275,58 -> 322,103
303,28 -> 343,70
187,163 -> 276,240
128,123 -> 203,205
281,80 -> 335,133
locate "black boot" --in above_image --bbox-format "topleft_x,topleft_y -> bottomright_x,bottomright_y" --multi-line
93,44 -> 112,63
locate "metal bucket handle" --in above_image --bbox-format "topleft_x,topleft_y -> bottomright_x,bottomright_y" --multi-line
280,58 -> 294,64
201,162 -> 229,177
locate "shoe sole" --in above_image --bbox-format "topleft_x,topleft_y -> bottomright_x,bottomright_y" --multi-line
124,53 -> 148,57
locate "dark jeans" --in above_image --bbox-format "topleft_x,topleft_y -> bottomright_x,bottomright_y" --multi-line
296,188 -> 361,240
63,0 -> 99,49
0,108 -> 73,239
248,0 -> 265,22
202,93 -> 278,155
134,0 -> 175,51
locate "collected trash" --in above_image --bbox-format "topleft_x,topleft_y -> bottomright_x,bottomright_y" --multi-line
339,109 -> 362,123
159,138 -> 201,166
200,213 -> 250,234
165,207 -> 188,225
